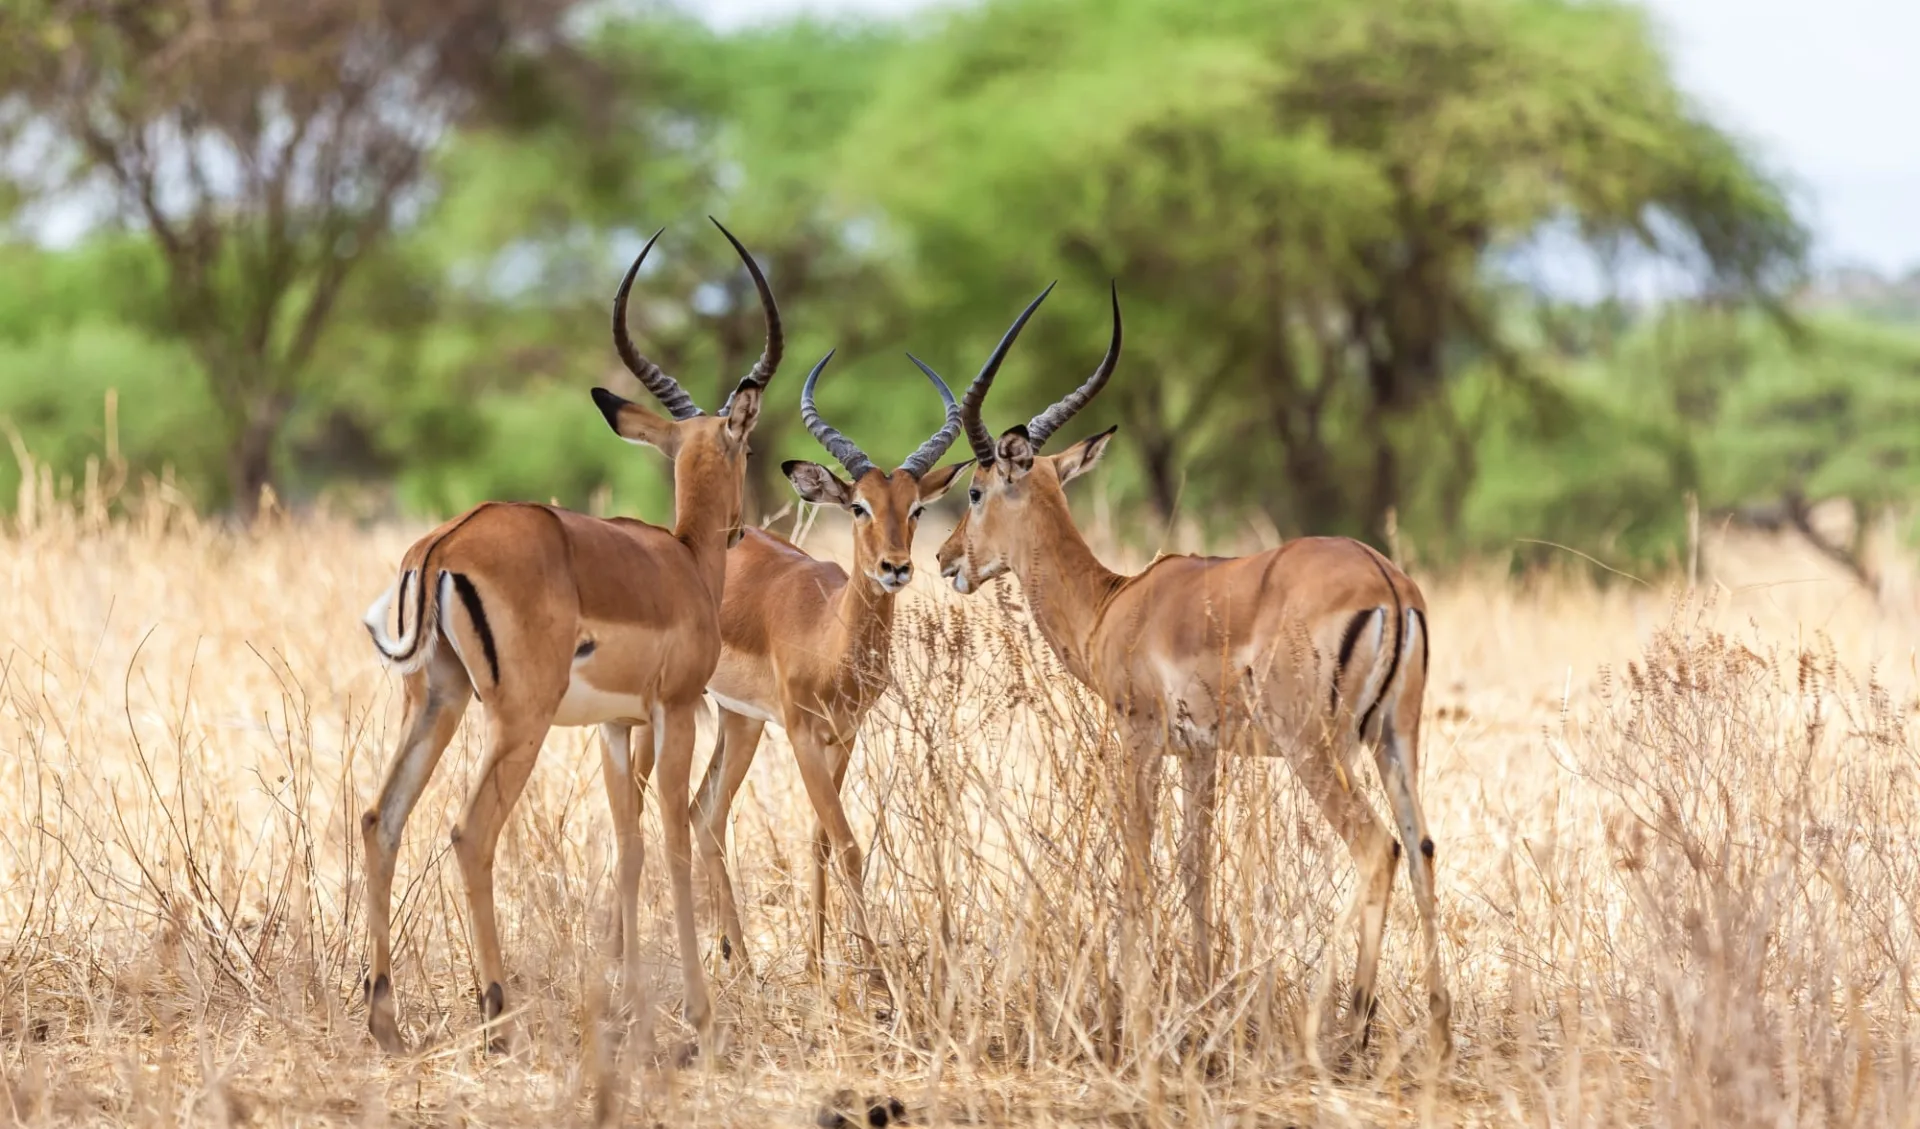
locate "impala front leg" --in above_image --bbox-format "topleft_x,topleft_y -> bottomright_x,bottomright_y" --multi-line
692,708 -> 766,972
654,702 -> 714,1038
1178,746 -> 1219,989
791,725 -> 882,980
597,723 -> 646,1010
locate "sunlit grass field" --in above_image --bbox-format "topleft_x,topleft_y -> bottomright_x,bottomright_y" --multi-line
2,474 -> 1917,1126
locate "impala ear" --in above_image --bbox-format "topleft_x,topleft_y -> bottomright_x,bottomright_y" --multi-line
722,378 -> 763,441
996,427 -> 1035,477
781,459 -> 853,507
915,459 -> 972,501
1052,424 -> 1117,487
592,387 -> 680,454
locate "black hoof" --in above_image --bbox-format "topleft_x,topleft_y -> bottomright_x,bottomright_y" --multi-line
814,1090 -> 907,1127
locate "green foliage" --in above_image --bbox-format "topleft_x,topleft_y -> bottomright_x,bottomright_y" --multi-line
3,0 -> 1912,576
831,0 -> 1804,547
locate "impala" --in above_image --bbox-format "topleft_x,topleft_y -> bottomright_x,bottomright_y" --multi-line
356,219 -> 791,1054
933,284 -> 1453,1060
685,311 -> 1041,976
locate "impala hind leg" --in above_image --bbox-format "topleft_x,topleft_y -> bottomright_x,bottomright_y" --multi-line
1284,740 -> 1399,1059
1374,711 -> 1453,1061
362,649 -> 471,1053
652,702 -> 714,1037
692,708 -> 766,971
598,723 -> 650,1011
451,709 -> 557,1054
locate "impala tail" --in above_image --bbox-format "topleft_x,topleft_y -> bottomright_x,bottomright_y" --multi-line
363,565 -> 442,675
1332,594 -> 1427,745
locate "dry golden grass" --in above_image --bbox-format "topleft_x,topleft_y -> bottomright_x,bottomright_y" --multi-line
2,478 -> 1918,1126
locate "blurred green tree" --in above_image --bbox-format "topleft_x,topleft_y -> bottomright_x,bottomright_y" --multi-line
842,0 -> 1806,546
0,0 -> 588,520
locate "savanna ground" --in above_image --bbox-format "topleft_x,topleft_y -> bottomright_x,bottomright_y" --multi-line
2,468 -> 1918,1127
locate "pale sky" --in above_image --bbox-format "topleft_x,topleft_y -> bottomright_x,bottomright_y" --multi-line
699,0 -> 1920,276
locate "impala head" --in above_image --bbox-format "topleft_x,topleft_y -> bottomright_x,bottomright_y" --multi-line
590,217 -> 790,548
936,282 -> 1122,594
780,352 -> 970,593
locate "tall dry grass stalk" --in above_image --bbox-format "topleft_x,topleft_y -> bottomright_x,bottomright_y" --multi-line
1,466 -> 1916,1125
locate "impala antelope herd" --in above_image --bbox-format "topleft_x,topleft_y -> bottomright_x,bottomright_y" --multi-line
358,220 -> 1454,1069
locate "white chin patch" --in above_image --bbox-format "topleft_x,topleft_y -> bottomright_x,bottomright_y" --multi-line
952,574 -> 972,594
876,575 -> 909,594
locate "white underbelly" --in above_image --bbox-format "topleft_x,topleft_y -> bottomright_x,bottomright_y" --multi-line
708,688 -> 779,726
551,676 -> 654,728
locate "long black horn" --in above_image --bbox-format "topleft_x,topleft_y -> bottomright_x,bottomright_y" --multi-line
710,217 -> 783,413
963,281 -> 1055,465
899,353 -> 962,478
799,349 -> 873,480
612,227 -> 704,420
1026,280 -> 1121,448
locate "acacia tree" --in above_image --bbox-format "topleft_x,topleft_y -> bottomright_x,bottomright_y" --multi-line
0,0 -> 583,519
846,0 -> 1807,546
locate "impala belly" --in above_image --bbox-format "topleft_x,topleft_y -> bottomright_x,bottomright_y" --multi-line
707,688 -> 778,725
552,676 -> 655,727
706,650 -> 780,725
548,635 -> 657,727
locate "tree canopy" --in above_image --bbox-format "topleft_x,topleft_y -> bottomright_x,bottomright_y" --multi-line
3,0 -> 1912,579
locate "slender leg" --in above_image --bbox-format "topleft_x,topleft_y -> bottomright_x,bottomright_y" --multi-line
692,708 -> 766,970
652,702 -> 713,1036
450,709 -> 555,1054
1110,732 -> 1166,1065
361,654 -> 471,1053
808,823 -> 831,975
790,726 -> 882,974
1373,711 -> 1452,1060
1178,747 -> 1219,989
1283,736 -> 1399,1055
1116,735 -> 1165,970
598,723 -> 645,1006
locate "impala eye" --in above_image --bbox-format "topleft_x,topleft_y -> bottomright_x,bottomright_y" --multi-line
968,488 -> 982,505
850,502 -> 871,520
910,505 -> 925,521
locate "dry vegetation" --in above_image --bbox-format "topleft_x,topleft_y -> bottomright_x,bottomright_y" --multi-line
2,473 -> 1918,1127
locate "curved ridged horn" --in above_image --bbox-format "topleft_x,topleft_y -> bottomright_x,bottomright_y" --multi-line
962,281 -> 1056,465
612,227 -> 704,420
710,216 -> 783,413
1026,281 -> 1121,449
900,353 -> 963,479
799,349 -> 873,480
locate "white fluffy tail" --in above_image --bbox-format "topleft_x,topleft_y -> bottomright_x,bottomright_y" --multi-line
363,568 -> 441,675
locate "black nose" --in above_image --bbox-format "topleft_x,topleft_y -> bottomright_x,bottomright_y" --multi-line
881,561 -> 912,584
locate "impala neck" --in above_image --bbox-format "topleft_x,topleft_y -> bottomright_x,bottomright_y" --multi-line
831,570 -> 899,679
1011,485 -> 1124,685
672,468 -> 738,594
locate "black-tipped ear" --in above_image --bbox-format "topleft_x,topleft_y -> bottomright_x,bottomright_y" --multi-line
592,387 -> 626,429
1054,424 -> 1117,486
996,425 -> 1035,476
592,386 -> 678,451
782,459 -> 853,507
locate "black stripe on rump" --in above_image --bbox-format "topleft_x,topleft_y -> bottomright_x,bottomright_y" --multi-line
1330,607 -> 1378,713
1356,547 -> 1404,741
1411,607 -> 1429,676
449,572 -> 501,686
